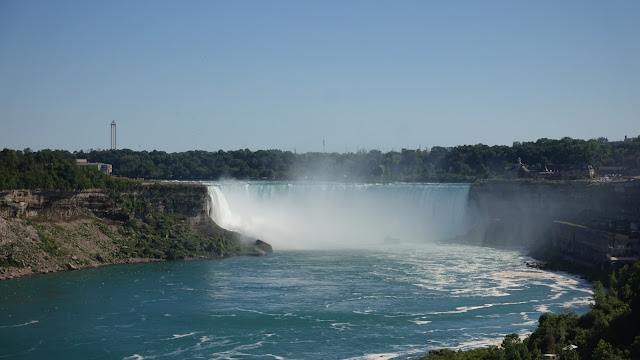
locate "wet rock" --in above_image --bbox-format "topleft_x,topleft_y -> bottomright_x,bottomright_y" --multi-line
255,239 -> 273,253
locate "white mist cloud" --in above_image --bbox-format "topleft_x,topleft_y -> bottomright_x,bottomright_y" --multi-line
206,181 -> 471,250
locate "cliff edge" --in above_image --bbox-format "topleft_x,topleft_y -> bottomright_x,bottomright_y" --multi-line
465,180 -> 640,248
0,183 -> 270,280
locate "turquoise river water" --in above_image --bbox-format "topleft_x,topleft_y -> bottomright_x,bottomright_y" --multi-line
0,183 -> 593,359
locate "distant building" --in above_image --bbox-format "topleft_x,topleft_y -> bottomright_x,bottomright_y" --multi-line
598,166 -> 627,174
607,135 -> 639,145
76,159 -> 112,175
541,164 -> 594,180
597,166 -> 627,179
561,165 -> 595,180
538,166 -> 560,180
504,158 -> 531,179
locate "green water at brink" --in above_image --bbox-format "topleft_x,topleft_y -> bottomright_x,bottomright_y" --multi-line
0,245 -> 592,359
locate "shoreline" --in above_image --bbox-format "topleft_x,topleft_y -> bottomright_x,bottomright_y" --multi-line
0,253 -> 239,281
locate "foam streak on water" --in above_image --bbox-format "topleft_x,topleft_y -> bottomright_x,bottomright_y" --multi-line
0,246 -> 592,360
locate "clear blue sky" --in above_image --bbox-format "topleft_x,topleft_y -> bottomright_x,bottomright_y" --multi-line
1,0 -> 638,153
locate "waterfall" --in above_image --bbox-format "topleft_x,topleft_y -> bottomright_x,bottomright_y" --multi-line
206,186 -> 236,228
206,182 -> 471,250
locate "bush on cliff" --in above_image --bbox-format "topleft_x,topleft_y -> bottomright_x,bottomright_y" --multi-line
117,213 -> 224,260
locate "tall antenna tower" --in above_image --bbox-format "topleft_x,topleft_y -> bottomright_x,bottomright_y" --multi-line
110,120 -> 117,150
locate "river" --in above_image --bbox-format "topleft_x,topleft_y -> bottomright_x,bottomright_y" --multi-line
0,182 -> 593,359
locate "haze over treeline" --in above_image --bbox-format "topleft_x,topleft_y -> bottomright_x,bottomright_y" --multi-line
1,137 -> 639,187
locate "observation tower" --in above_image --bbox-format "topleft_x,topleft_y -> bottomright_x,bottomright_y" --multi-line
110,120 -> 117,150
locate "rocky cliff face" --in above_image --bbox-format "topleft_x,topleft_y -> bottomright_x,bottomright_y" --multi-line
0,189 -> 114,219
465,180 -> 640,249
0,184 -> 269,280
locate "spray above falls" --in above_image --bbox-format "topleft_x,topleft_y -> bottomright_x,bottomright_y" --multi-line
206,182 -> 471,250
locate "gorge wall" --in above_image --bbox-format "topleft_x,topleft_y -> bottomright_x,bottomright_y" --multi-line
3,179 -> 638,279
0,184 -> 269,280
465,180 -> 640,263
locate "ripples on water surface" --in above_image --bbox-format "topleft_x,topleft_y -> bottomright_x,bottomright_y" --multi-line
0,245 -> 592,359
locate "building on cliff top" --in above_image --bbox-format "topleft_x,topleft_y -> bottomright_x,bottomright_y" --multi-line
75,159 -> 112,175
504,158 -> 531,179
607,135 -> 639,145
561,165 -> 595,180
538,163 -> 595,180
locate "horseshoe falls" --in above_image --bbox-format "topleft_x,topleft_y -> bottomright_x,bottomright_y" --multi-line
0,182 -> 593,360
206,182 -> 472,249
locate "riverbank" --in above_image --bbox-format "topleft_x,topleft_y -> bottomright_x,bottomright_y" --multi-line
421,260 -> 640,360
526,247 -> 612,284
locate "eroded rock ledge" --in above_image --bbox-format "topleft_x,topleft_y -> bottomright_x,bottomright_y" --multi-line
0,184 -> 271,280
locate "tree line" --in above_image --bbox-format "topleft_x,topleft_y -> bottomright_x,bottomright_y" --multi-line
0,148 -> 143,191
79,137 -> 640,182
1,137 -> 639,190
0,148 -> 111,190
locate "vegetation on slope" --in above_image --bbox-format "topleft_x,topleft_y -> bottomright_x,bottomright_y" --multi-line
423,261 -> 640,360
115,205 -> 261,260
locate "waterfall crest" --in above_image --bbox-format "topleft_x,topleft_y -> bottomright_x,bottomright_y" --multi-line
206,182 -> 470,250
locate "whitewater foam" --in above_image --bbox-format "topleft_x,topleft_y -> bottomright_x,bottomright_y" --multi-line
205,182 -> 471,249
0,320 -> 39,328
